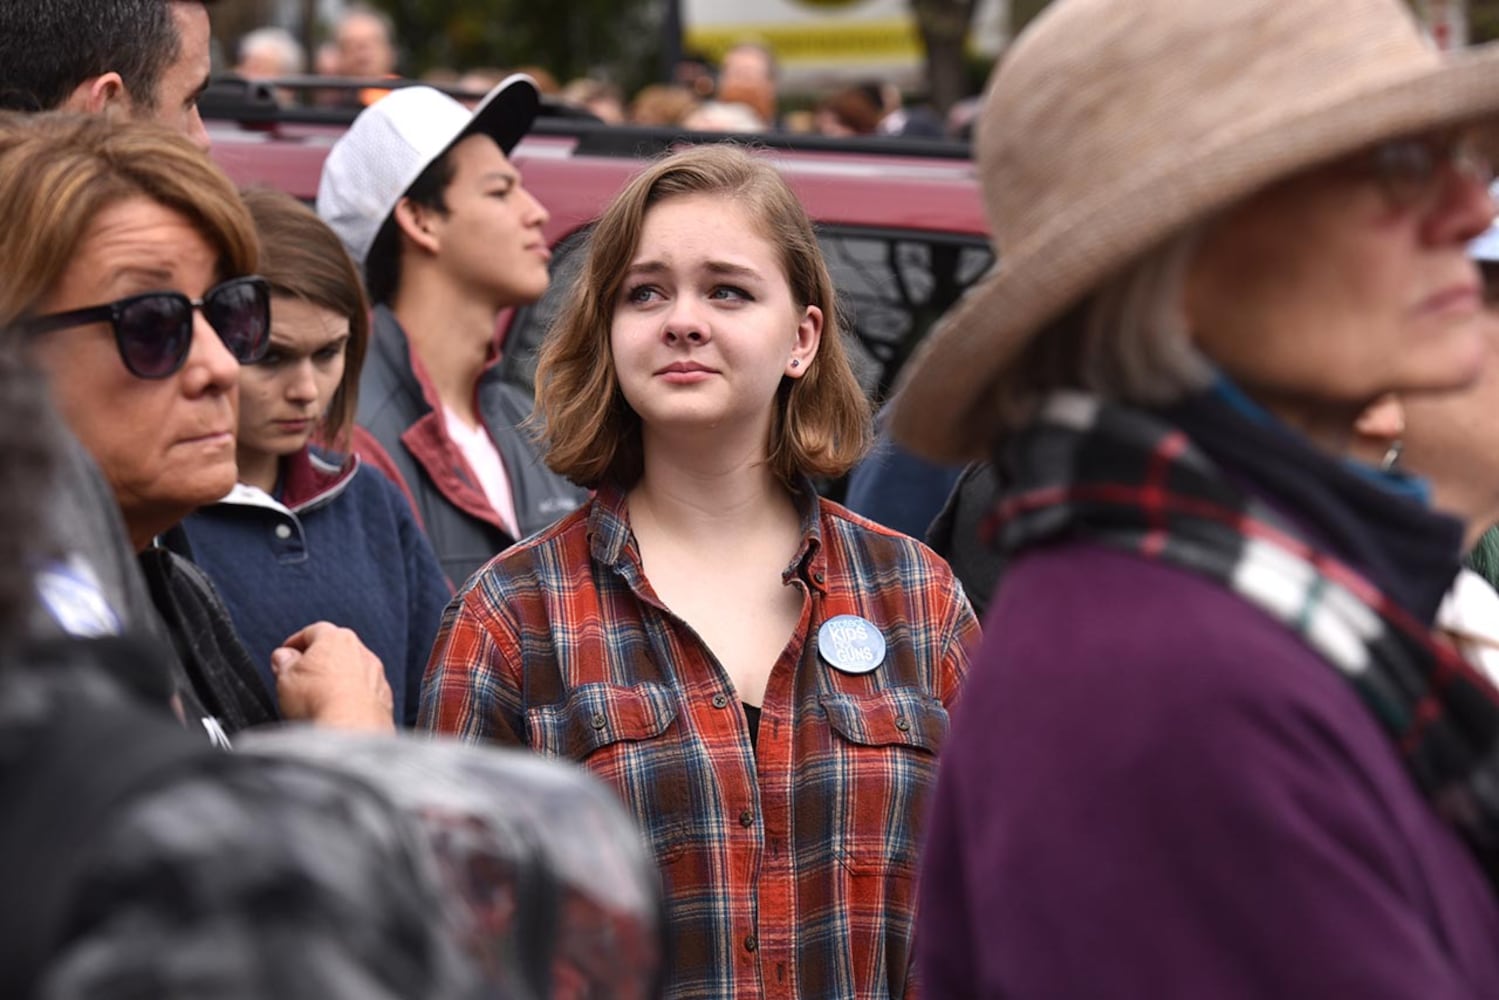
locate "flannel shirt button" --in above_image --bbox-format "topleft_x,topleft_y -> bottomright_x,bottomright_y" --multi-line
744,935 -> 758,953
813,571 -> 825,584
712,694 -> 728,709
895,716 -> 911,732
739,809 -> 754,827
590,713 -> 606,730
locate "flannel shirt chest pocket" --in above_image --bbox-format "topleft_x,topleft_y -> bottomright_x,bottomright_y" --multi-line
525,681 -> 694,861
820,686 -> 949,874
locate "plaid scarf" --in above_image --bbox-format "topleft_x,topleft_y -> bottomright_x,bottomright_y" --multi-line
992,390 -> 1499,888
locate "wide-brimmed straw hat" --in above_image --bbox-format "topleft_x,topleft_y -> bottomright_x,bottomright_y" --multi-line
891,0 -> 1499,463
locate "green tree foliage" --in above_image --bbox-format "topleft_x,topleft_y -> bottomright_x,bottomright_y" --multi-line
368,0 -> 660,90
1471,0 -> 1499,41
1011,0 -> 1052,33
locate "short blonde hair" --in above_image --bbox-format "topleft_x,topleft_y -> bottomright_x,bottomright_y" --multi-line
534,144 -> 872,490
0,112 -> 259,331
992,225 -> 1214,435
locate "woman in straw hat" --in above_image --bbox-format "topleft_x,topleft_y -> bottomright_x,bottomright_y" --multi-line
893,0 -> 1499,994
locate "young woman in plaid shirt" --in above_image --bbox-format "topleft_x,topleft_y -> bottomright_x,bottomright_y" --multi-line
420,145 -> 978,999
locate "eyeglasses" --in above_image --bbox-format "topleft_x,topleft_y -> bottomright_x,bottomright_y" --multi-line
1365,131 -> 1495,210
19,276 -> 271,379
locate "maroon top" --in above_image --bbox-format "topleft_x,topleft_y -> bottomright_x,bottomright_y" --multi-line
918,543 -> 1499,998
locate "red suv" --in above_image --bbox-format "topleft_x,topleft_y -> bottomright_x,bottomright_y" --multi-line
203,84 -> 993,412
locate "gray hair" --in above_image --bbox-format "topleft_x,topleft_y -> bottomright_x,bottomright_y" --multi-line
336,3 -> 396,43
237,26 -> 306,76
993,225 -> 1214,435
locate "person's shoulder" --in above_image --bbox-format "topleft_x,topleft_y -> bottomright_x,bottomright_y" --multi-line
952,541 -> 1416,837
820,496 -> 961,577
354,330 -> 418,428
822,495 -> 936,546
460,499 -> 595,599
978,541 -> 1372,729
998,541 -> 1304,653
344,457 -> 404,506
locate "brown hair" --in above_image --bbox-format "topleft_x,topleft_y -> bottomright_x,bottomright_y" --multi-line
0,111 -> 258,332
534,143 -> 871,490
239,186 -> 370,450
816,86 -> 882,135
627,84 -> 699,127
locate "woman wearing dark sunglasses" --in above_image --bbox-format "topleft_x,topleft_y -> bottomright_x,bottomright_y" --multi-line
180,189 -> 452,728
0,112 -> 396,736
892,0 -> 1499,995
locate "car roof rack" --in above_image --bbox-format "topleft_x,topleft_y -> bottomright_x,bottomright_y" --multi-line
200,75 -> 972,162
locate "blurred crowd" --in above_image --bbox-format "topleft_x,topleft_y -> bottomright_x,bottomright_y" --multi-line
229,3 -> 981,140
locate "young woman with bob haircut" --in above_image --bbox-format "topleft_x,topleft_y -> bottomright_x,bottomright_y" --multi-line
892,0 -> 1499,994
421,143 -> 978,999
181,188 -> 452,727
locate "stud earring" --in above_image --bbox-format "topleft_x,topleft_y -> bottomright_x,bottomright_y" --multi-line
790,359 -> 800,368
1381,439 -> 1403,472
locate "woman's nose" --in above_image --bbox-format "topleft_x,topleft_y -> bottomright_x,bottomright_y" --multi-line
1424,160 -> 1497,246
182,314 -> 240,396
286,361 -> 319,404
663,300 -> 709,344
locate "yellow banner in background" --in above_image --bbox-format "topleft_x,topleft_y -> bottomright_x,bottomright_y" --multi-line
687,18 -> 924,66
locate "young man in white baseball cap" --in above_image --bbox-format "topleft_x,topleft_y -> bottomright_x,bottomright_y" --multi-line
318,76 -> 586,586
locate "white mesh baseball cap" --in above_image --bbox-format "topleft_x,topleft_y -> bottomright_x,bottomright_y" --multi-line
316,74 -> 540,267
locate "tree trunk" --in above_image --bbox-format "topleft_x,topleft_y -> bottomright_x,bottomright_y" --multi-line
299,0 -> 322,64
207,0 -> 278,66
912,0 -> 979,114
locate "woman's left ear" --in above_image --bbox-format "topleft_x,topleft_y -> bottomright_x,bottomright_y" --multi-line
1351,393 -> 1405,466
787,305 -> 823,379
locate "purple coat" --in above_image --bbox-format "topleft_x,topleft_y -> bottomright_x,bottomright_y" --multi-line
918,542 -> 1499,998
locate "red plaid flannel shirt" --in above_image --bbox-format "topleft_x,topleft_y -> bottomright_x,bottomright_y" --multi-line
419,482 -> 977,999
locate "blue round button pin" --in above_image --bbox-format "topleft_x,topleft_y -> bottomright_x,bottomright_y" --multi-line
818,615 -> 886,675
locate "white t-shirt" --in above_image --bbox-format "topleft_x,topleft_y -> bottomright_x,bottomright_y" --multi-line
443,405 -> 520,540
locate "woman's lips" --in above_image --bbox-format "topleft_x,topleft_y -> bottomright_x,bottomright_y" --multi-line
655,361 -> 717,384
1417,282 -> 1481,316
178,429 -> 234,448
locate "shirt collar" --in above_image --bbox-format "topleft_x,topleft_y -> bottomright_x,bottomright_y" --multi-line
588,477 -> 829,596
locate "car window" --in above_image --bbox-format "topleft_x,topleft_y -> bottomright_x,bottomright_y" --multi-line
499,224 -> 995,408
819,228 -> 995,402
